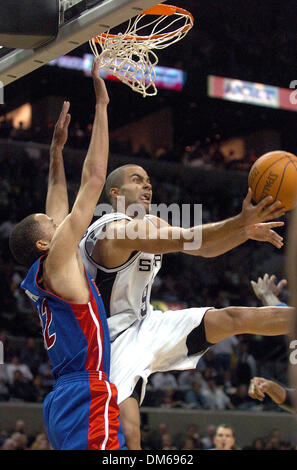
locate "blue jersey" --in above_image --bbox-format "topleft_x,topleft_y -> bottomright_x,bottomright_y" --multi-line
21,255 -> 111,379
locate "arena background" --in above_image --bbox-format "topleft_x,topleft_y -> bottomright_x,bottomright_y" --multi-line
0,0 -> 297,451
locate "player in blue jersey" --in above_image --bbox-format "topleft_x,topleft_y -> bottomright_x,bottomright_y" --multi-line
9,58 -> 126,451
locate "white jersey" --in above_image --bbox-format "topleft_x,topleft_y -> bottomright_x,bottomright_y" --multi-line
79,212 -> 162,341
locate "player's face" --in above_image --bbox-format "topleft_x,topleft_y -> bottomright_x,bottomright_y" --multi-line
214,427 -> 235,450
35,214 -> 58,246
118,166 -> 152,214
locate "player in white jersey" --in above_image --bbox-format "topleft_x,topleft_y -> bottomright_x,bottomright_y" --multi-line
80,211 -> 162,342
78,163 -> 291,450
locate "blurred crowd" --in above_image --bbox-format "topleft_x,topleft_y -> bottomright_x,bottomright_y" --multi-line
0,417 -> 295,451
0,117 -> 257,171
0,419 -> 51,450
0,328 -> 288,412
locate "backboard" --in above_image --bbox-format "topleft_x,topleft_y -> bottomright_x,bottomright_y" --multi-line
0,0 -> 164,86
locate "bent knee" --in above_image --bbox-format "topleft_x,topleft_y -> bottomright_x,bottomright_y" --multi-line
204,306 -> 245,344
122,420 -> 141,439
121,419 -> 141,450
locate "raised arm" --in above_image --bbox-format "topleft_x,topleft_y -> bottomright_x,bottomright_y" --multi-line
46,101 -> 71,226
250,273 -> 288,306
97,190 -> 285,265
181,189 -> 285,256
186,220 -> 284,257
45,58 -> 109,274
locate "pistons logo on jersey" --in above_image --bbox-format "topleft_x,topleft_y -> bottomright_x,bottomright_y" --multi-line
39,299 -> 56,350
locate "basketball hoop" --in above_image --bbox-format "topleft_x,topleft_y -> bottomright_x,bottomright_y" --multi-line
89,4 -> 194,97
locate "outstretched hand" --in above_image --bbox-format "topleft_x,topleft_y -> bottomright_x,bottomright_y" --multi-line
52,101 -> 71,148
91,57 -> 109,106
240,188 -> 286,226
250,273 -> 287,303
245,221 -> 284,249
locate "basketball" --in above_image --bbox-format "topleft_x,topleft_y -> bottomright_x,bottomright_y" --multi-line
248,150 -> 297,211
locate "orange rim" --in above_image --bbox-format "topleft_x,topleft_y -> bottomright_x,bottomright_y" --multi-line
92,4 -> 194,44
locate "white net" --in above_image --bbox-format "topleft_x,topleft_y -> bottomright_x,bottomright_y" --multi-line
89,6 -> 193,97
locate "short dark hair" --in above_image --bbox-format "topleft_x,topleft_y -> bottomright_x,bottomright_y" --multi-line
216,424 -> 235,436
105,164 -> 141,203
9,214 -> 45,268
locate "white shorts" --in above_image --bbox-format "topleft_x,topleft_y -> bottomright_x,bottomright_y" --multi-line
110,307 -> 212,405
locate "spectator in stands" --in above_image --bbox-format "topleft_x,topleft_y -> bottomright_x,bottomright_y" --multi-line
201,376 -> 234,410
279,440 -> 294,450
234,341 -> 257,386
161,433 -> 178,450
10,370 -> 37,402
140,424 -> 155,450
212,424 -> 237,450
151,371 -> 178,391
0,377 -> 9,401
10,431 -> 28,450
19,337 -> 41,375
212,336 -> 239,373
30,432 -> 51,450
160,386 -> 184,409
201,424 -> 216,449
149,422 -> 171,449
1,438 -> 17,450
265,434 -> 281,450
32,375 -> 48,402
249,437 -> 265,450
230,383 -> 254,410
222,370 -> 236,396
184,380 -> 208,409
184,423 -> 203,449
6,354 -> 33,385
180,436 -> 198,450
13,419 -> 26,434
178,368 -> 205,391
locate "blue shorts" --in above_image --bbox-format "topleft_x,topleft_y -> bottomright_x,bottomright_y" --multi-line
43,371 -> 126,450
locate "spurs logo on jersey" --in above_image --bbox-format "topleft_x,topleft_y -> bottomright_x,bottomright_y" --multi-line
79,212 -> 162,341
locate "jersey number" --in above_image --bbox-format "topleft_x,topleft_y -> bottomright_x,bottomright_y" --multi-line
40,300 -> 56,350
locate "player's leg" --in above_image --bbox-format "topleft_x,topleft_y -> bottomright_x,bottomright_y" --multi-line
119,396 -> 142,450
204,306 -> 292,344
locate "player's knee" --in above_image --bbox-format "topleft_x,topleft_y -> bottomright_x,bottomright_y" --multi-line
205,306 -> 244,344
122,420 -> 141,448
222,306 -> 245,334
123,420 -> 141,438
